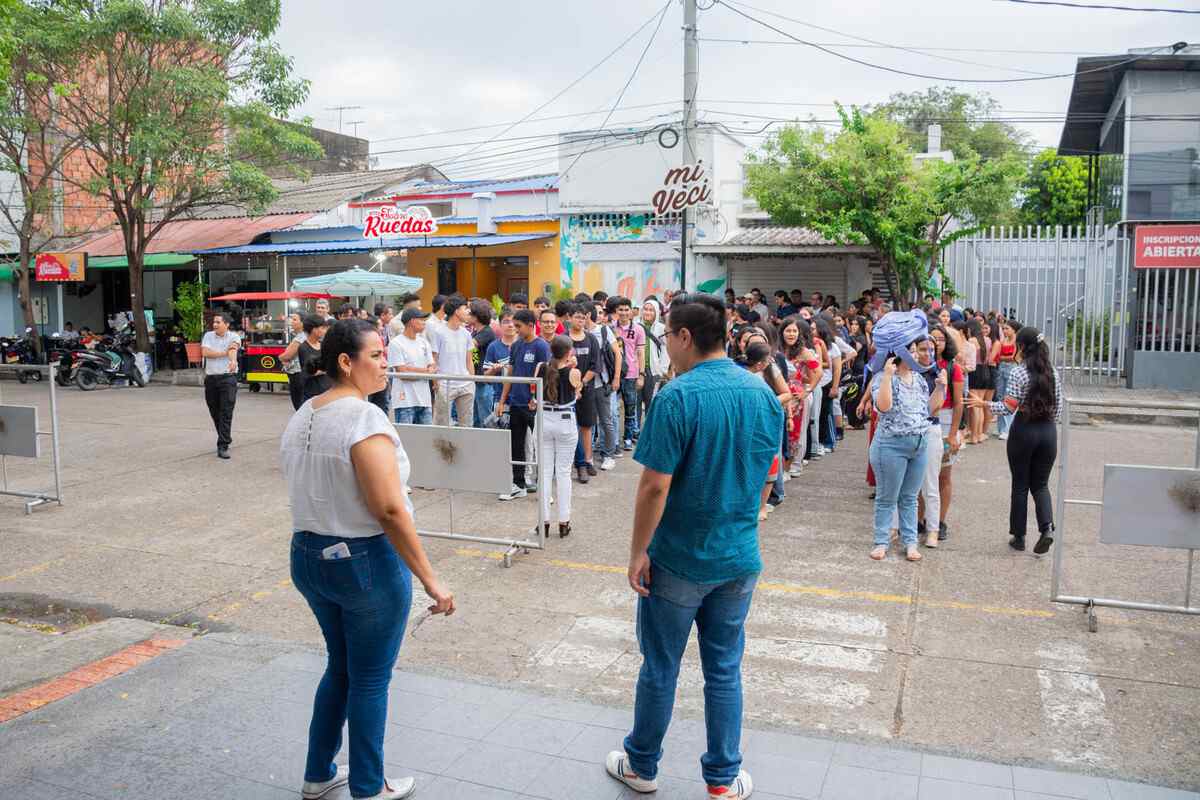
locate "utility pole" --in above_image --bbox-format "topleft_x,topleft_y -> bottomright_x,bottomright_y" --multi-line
325,105 -> 363,134
347,120 -> 366,138
681,0 -> 698,292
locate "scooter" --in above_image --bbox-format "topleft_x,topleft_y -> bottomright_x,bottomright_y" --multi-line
1,329 -> 43,384
73,332 -> 146,390
45,335 -> 85,387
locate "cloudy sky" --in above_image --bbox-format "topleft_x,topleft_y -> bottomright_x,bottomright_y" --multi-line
274,0 -> 1194,178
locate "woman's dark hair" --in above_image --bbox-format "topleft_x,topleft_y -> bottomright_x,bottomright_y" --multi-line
320,319 -> 379,381
742,340 -> 772,369
813,315 -> 834,346
1016,326 -> 1057,421
986,320 -> 1001,344
823,294 -> 838,310
544,335 -> 573,405
930,322 -> 957,364
302,313 -> 328,335
1005,318 -> 1023,336
967,319 -> 987,357
794,317 -> 815,350
667,293 -> 726,354
779,317 -> 805,359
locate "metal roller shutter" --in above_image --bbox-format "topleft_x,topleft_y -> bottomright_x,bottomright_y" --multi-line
726,256 -> 849,304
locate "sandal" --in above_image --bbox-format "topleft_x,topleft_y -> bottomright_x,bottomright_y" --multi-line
906,546 -> 922,562
869,545 -> 887,561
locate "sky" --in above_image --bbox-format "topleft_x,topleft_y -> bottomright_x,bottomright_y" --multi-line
274,0 -> 1196,179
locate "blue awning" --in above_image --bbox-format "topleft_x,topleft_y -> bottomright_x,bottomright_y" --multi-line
195,232 -> 555,255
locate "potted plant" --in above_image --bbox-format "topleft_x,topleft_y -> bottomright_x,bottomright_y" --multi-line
174,279 -> 207,366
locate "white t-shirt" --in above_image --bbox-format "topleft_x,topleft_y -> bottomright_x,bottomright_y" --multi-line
388,333 -> 433,408
281,397 -> 412,537
201,330 -> 240,375
424,315 -> 446,347
430,324 -> 474,393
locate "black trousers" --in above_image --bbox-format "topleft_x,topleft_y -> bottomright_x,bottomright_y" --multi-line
204,374 -> 238,449
287,373 -> 304,411
818,384 -> 834,448
510,405 -> 536,488
1006,414 -> 1058,538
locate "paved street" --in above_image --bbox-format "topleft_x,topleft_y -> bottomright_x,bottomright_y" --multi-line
2,380 -> 1199,796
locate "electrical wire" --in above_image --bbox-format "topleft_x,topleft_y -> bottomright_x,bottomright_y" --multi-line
995,0 -> 1200,12
558,0 -> 672,183
714,0 -> 1181,83
448,0 -> 674,164
696,38 -> 1108,56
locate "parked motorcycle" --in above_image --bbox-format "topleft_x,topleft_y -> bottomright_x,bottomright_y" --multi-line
45,335 -> 85,387
1,329 -> 43,384
73,333 -> 146,390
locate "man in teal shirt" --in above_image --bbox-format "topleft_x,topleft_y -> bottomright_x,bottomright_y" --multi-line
604,293 -> 783,800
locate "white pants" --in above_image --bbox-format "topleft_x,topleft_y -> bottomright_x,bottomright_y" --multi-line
540,409 -> 579,524
919,423 -> 942,528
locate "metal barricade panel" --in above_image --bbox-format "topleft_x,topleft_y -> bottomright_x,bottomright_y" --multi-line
1099,464 -> 1200,548
397,424 -> 513,494
0,362 -> 64,513
0,405 -> 40,458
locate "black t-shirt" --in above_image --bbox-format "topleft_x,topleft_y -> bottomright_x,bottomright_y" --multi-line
569,331 -> 599,388
472,326 -> 496,374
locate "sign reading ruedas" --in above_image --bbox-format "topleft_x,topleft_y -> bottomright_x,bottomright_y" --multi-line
34,252 -> 86,281
362,204 -> 438,238
651,161 -> 712,216
1134,224 -> 1200,269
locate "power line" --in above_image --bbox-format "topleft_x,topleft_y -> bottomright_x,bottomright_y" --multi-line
995,0 -> 1200,12
714,0 -> 1180,83
697,38 -> 1108,56
559,0 -> 672,183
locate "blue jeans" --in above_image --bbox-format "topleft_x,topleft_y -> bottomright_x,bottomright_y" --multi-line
624,564 -> 758,787
394,406 -> 432,425
995,363 -> 1014,436
473,384 -> 494,428
290,532 -> 412,799
595,384 -> 617,457
620,377 -> 640,442
868,433 -> 928,547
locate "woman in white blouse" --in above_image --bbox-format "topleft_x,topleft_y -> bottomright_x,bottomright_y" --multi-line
281,318 -> 454,800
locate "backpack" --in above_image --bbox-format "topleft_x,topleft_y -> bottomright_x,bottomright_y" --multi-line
596,325 -> 617,383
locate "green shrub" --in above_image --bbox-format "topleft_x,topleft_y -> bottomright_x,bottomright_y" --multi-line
175,279 -> 207,342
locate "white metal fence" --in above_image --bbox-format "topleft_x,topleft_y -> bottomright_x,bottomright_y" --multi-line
941,225 -> 1131,385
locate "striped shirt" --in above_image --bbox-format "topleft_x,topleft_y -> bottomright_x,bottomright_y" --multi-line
989,363 -> 1062,422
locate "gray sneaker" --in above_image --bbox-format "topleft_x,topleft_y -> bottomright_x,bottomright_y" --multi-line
301,766 -> 349,800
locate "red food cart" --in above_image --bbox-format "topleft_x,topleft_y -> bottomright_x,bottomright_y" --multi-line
209,291 -> 337,393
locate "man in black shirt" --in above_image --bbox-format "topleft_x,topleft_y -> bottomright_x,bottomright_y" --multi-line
469,299 -> 497,427
567,302 -> 600,483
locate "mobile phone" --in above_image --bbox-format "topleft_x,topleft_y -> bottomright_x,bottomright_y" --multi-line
321,542 -> 351,560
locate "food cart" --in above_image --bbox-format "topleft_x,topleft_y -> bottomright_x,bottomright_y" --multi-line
209,291 -> 336,393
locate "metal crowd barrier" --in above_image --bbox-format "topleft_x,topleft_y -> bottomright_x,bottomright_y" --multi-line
1053,393 -> 1200,631
0,362 -> 64,514
387,370 -> 544,567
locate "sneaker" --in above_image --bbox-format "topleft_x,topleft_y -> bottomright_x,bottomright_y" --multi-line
605,751 -> 657,793
498,485 -> 527,501
816,445 -> 828,456
586,462 -> 598,476
577,466 -> 590,484
613,449 -> 625,458
708,769 -> 754,799
217,446 -> 230,459
600,457 -> 616,471
623,440 -> 634,452
782,472 -> 791,483
998,432 -> 1009,441
301,766 -> 349,800
1033,527 -> 1055,555
801,459 -> 810,466
938,522 -> 949,541
1009,534 -> 1026,552
357,777 -> 417,800
788,463 -> 804,477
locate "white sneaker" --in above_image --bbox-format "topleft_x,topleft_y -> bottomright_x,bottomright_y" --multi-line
358,777 -> 417,800
708,769 -> 754,799
789,464 -> 804,477
301,765 -> 349,800
600,457 -> 615,471
605,751 -> 657,793
498,485 -> 527,501
998,432 -> 1009,440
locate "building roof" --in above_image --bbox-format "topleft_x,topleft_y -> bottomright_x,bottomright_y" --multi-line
434,214 -> 558,225
694,226 -> 873,255
197,232 -> 556,256
359,173 -> 559,205
579,242 -> 679,262
198,165 -> 448,218
1058,50 -> 1200,156
78,213 -> 317,257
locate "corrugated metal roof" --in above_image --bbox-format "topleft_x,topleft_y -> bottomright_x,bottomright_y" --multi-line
391,173 -> 559,198
197,165 -> 447,218
434,214 -> 558,225
720,227 -> 837,247
77,213 -> 317,257
197,232 -> 556,255
579,242 -> 679,262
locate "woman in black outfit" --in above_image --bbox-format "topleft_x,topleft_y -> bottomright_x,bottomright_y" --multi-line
298,314 -> 332,403
968,325 -> 1062,555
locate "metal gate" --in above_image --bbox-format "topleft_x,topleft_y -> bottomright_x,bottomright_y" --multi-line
941,225 -> 1131,384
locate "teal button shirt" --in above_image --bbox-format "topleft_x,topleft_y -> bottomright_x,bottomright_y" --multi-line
634,358 -> 784,584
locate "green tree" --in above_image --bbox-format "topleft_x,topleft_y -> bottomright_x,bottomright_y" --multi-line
0,1 -> 91,355
1018,148 -> 1088,227
877,87 -> 1031,162
49,0 -> 323,352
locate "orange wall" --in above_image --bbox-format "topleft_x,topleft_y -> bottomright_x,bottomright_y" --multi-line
406,234 -> 559,309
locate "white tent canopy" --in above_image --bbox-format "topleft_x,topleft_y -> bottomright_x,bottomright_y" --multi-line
291,266 -> 423,298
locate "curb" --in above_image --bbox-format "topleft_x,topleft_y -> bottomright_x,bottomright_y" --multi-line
1071,410 -> 1199,429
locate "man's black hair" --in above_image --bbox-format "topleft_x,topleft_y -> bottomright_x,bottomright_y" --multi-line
774,290 -> 788,300
533,295 -> 550,307
513,309 -> 537,326
668,293 -> 726,354
432,294 -> 447,313
592,290 -> 608,302
400,292 -> 421,306
468,299 -> 493,325
509,292 -> 528,306
373,302 -> 388,317
554,299 -> 571,318
604,296 -> 622,316
574,292 -> 592,303
614,296 -> 632,309
443,296 -> 467,318
733,303 -> 750,320
338,303 -> 357,318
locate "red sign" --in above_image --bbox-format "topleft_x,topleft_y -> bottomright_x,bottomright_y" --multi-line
1134,225 -> 1200,269
34,252 -> 86,281
362,204 -> 438,238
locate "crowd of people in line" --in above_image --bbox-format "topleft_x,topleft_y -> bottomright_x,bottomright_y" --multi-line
262,284 -> 1063,800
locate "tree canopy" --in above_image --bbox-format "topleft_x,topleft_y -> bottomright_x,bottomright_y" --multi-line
1018,148 -> 1089,228
876,87 -> 1031,163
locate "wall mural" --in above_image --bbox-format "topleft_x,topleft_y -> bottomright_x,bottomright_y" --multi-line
560,214 -> 680,289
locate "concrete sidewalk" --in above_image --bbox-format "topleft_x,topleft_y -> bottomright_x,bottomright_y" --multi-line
2,630 -> 1196,800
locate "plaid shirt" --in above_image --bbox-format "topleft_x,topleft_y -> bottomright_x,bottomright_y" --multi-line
990,364 -> 1062,422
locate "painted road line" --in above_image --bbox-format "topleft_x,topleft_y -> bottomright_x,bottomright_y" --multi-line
206,577 -> 293,622
452,548 -> 1055,620
0,638 -> 189,723
1036,642 -> 1116,769
0,557 -> 69,583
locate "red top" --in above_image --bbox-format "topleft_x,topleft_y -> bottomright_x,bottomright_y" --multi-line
1000,343 -> 1016,357
939,358 -> 963,407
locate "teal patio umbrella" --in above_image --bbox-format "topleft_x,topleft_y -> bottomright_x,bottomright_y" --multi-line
291,266 -> 423,298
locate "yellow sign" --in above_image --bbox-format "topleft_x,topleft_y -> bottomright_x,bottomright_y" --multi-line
260,356 -> 276,369
34,252 -> 86,282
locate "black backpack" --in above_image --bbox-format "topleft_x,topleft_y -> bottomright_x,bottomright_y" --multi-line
597,326 -> 617,383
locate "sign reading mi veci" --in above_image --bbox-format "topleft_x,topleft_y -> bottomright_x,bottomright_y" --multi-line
34,252 -> 86,281
1134,225 -> 1200,269
651,161 -> 711,216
